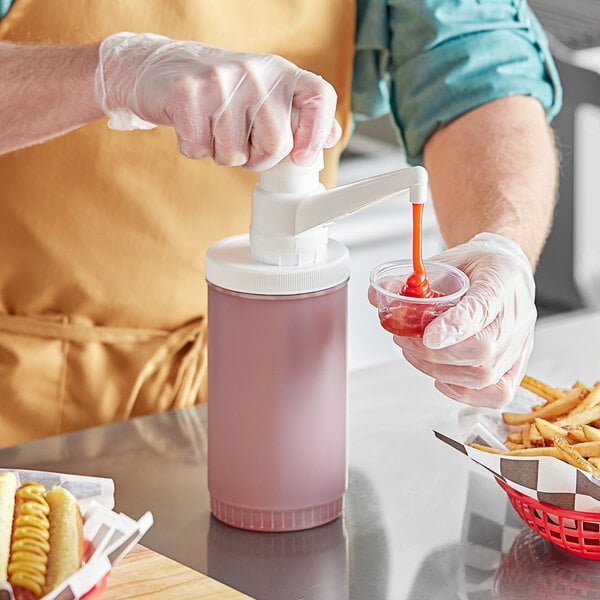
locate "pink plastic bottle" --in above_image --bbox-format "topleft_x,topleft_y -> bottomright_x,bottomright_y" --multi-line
207,279 -> 348,531
205,155 -> 428,532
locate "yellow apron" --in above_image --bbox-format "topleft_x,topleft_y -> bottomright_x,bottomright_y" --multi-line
0,0 -> 355,446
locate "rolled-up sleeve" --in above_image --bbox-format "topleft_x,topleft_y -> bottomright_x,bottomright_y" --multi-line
352,0 -> 562,164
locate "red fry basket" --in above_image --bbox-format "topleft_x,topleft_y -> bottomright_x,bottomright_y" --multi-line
497,478 -> 600,560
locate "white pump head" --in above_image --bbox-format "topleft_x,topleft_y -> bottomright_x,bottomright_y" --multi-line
250,152 -> 429,266
258,153 -> 325,195
250,154 -> 328,266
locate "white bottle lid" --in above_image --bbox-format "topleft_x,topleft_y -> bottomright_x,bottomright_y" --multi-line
205,234 -> 350,295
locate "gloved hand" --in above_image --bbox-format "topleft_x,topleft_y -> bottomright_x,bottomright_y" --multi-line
95,32 -> 341,170
391,233 -> 537,408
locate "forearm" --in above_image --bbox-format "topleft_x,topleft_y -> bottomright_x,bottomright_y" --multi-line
0,42 -> 104,154
423,96 -> 558,267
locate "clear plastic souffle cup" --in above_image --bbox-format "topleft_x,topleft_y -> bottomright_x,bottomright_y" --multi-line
369,259 -> 469,338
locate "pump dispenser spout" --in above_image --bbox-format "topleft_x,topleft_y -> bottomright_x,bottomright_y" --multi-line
295,164 -> 428,234
250,153 -> 428,266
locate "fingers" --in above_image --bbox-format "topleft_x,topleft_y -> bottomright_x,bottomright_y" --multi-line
400,343 -> 503,390
367,285 -> 377,307
422,279 -> 502,349
289,70 -> 339,166
434,339 -> 532,409
171,108 -> 213,161
395,322 -> 505,372
434,380 -> 514,409
242,66 -> 339,169
400,326 -> 534,407
397,313 -> 533,386
167,74 -> 218,161
167,57 -> 338,169
324,120 -> 342,149
243,85 -> 295,171
99,35 -> 340,166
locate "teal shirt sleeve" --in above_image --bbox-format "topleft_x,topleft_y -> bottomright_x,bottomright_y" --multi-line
0,0 -> 13,19
353,0 -> 563,165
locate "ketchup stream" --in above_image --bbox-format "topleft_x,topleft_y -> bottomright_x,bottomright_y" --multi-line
401,203 -> 442,298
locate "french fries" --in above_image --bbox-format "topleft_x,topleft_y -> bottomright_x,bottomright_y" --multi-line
519,374 -> 566,402
554,438 -> 600,478
502,387 -> 585,426
469,375 -> 600,478
584,425 -> 600,442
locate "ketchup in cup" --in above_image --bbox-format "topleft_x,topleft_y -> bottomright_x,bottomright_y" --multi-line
370,204 -> 469,338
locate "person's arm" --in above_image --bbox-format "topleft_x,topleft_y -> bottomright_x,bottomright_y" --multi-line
366,0 -> 563,407
0,42 -> 103,154
392,97 -> 559,408
0,35 -> 340,169
424,95 -> 558,268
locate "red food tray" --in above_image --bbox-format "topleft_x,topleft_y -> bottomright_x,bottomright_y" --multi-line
497,478 -> 600,560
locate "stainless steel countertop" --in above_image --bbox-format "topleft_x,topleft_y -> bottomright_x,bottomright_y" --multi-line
2,310 -> 600,599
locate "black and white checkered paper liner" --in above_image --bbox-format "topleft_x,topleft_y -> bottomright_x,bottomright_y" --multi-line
0,467 -> 153,600
434,429 -> 600,513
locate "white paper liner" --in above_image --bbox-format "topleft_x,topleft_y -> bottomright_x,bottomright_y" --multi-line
435,394 -> 600,513
0,467 -> 153,600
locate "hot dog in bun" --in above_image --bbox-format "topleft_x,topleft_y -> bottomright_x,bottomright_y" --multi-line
0,472 -> 83,600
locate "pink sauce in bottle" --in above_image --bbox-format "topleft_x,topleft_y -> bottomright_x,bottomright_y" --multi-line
207,281 -> 347,532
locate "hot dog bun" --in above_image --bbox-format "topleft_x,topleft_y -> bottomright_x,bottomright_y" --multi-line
0,473 -> 16,581
3,482 -> 83,600
43,487 -> 83,594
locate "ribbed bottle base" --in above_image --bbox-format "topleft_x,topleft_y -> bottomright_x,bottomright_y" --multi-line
210,496 -> 344,532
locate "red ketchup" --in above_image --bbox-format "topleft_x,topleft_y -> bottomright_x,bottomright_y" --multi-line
401,203 -> 442,299
380,203 -> 444,337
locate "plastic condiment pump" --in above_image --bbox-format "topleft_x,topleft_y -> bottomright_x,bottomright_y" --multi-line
205,154 -> 428,532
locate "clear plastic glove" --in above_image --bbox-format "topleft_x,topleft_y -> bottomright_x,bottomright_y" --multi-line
391,233 -> 537,408
95,32 -> 341,170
